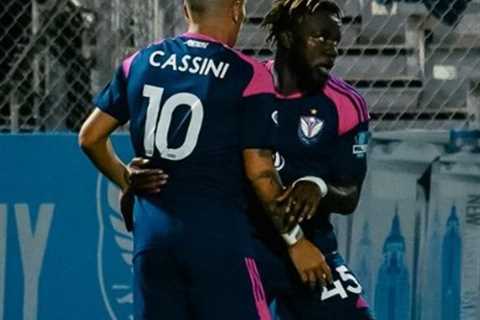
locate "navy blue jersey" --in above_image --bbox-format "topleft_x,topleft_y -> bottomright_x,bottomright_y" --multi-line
251,62 -> 370,254
94,32 -> 276,206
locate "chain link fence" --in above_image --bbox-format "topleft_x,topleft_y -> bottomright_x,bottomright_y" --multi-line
1,0 -> 480,132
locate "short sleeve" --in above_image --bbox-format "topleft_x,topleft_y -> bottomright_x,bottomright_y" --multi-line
92,66 -> 129,124
241,93 -> 277,149
231,51 -> 277,149
329,121 -> 370,184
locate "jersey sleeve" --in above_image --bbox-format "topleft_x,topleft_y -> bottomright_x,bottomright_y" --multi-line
329,121 -> 370,184
92,65 -> 129,124
241,93 -> 276,149
240,61 -> 277,149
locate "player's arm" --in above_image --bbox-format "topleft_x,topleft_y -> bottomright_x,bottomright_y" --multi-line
321,121 -> 369,215
275,122 -> 369,227
240,83 -> 316,230
80,63 -> 145,232
79,108 -> 129,191
244,148 -> 333,287
285,176 -> 362,215
293,123 -> 370,221
240,64 -> 292,231
243,148 -> 287,231
316,178 -> 363,215
79,64 -> 133,190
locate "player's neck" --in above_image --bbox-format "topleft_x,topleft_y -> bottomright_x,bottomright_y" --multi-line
274,50 -> 302,96
187,22 -> 234,47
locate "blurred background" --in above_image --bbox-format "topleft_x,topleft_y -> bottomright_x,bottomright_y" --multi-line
0,0 -> 479,319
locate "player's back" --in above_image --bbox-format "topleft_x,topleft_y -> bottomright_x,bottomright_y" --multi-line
114,33 -> 274,206
93,33 -> 275,255
91,34 -> 277,320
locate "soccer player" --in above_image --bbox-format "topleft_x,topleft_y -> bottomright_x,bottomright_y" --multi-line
252,1 -> 374,319
78,0 -> 328,319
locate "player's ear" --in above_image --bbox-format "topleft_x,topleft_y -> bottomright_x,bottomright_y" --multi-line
183,1 -> 192,23
232,0 -> 245,24
279,31 -> 294,49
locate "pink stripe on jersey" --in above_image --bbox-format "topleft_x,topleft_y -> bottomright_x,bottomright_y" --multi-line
122,51 -> 140,78
245,257 -> 272,320
327,80 -> 364,122
276,91 -> 304,99
122,38 -> 165,78
265,59 -> 274,72
324,83 -> 361,135
235,53 -> 276,97
356,296 -> 370,309
330,76 -> 370,121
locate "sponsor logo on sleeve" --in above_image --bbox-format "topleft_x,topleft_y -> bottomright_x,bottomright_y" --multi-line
353,131 -> 370,158
185,39 -> 209,49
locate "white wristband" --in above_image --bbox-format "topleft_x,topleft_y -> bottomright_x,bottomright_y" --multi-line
281,224 -> 304,246
293,176 -> 328,198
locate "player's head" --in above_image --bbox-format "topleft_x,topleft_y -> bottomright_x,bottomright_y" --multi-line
263,0 -> 342,92
184,0 -> 246,47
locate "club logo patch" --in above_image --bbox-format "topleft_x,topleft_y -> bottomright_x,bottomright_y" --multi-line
298,116 -> 324,144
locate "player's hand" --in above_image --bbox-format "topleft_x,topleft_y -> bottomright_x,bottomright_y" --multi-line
125,157 -> 168,195
120,157 -> 167,232
288,238 -> 333,289
274,181 -> 323,230
119,189 -> 134,232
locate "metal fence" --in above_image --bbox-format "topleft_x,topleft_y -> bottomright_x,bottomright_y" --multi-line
1,0 -> 480,132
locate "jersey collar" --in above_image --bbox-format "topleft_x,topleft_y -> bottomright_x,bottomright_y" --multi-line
266,60 -> 305,99
181,32 -> 229,47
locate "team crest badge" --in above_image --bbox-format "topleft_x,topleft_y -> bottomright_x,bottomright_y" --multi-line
97,176 -> 134,320
298,116 -> 324,144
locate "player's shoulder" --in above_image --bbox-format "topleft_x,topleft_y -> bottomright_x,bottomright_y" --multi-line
322,74 -> 370,136
120,35 -> 200,79
222,48 -> 275,97
120,37 -> 172,79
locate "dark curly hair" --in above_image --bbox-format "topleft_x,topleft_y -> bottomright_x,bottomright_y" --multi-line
262,0 -> 343,44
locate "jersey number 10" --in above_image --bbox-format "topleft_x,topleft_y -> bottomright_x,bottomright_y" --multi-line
143,84 -> 204,160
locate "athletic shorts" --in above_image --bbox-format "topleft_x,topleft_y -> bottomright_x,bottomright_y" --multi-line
255,240 -> 374,320
133,198 -> 272,320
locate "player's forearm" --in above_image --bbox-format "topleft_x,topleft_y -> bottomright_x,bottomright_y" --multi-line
243,149 -> 284,201
243,149 -> 287,230
79,108 -> 129,191
248,168 -> 284,205
319,183 -> 360,215
80,138 -> 129,191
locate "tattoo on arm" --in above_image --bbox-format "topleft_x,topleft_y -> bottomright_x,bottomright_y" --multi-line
243,148 -> 286,230
256,149 -> 273,158
250,169 -> 281,186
